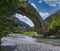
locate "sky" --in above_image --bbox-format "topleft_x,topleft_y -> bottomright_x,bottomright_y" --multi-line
15,0 -> 60,27
29,0 -> 60,19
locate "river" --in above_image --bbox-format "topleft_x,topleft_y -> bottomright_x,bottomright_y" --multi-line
1,34 -> 60,46
1,34 -> 60,51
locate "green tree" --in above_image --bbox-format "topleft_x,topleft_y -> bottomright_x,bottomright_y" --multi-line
0,0 -> 28,47
46,18 -> 60,37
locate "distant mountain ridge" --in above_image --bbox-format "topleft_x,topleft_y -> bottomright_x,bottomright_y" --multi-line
45,10 -> 60,23
13,16 -> 31,30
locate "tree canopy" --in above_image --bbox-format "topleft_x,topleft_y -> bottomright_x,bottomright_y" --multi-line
0,0 -> 28,37
46,18 -> 60,37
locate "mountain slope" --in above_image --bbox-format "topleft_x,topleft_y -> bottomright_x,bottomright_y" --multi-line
45,10 -> 60,29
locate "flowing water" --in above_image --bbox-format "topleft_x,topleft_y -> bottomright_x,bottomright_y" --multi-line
2,34 -> 60,46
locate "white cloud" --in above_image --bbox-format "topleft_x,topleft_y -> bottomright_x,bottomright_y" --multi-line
15,14 -> 34,27
31,3 -> 37,9
38,0 -> 42,3
39,12 -> 49,19
38,0 -> 60,7
31,3 -> 39,11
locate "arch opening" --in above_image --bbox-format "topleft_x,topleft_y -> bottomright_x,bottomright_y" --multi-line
15,13 -> 34,27
12,13 -> 35,35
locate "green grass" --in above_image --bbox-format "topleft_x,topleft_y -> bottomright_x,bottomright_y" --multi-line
24,31 -> 34,36
9,31 -> 34,36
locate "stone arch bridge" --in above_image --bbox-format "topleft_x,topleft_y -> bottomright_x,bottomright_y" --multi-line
16,2 -> 46,35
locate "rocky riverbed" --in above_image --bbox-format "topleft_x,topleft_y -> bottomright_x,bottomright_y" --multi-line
17,43 -> 60,51
1,37 -> 60,51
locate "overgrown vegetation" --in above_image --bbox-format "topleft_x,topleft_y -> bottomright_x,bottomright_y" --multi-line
44,17 -> 60,38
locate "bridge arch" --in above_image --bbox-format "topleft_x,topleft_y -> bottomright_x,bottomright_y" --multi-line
16,3 -> 45,35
